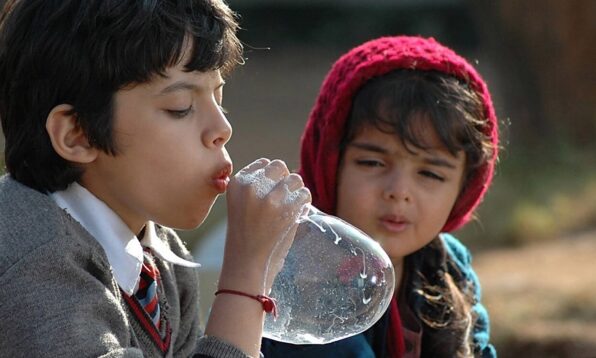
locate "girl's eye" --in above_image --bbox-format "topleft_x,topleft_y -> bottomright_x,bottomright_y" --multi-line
355,159 -> 384,168
218,104 -> 228,114
420,170 -> 444,181
166,105 -> 193,119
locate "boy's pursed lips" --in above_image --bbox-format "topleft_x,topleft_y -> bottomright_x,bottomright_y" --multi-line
212,161 -> 233,193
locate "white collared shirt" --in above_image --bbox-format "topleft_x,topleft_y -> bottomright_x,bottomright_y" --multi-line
50,182 -> 200,296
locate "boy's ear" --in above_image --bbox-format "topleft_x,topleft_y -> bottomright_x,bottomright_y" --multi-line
46,104 -> 98,164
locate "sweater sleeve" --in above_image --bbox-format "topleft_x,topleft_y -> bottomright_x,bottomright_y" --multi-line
158,227 -> 253,358
441,234 -> 497,358
0,234 -> 143,358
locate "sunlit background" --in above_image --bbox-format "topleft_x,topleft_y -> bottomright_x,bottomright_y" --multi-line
1,1 -> 594,357
189,1 -> 596,357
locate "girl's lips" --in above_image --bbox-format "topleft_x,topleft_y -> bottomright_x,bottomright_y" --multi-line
380,215 -> 410,233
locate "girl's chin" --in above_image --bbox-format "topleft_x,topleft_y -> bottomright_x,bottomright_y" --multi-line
377,240 -> 413,261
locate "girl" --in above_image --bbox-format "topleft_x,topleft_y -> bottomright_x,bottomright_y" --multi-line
262,36 -> 498,357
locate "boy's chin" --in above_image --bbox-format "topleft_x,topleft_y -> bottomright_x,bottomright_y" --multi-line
162,207 -> 213,231
156,197 -> 218,230
173,214 -> 210,231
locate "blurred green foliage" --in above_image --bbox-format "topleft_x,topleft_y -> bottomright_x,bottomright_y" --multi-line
458,140 -> 596,249
229,3 -> 479,51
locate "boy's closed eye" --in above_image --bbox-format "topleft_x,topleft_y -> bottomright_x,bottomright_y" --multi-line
166,105 -> 194,119
164,101 -> 227,119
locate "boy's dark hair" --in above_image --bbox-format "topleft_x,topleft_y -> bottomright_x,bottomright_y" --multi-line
341,69 -> 491,357
0,0 -> 242,192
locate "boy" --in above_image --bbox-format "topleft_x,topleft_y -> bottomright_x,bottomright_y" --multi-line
0,1 -> 310,357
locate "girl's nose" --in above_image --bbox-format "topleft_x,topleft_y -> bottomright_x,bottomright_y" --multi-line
382,172 -> 411,203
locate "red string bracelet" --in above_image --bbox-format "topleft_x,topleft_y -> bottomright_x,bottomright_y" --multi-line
215,289 -> 278,319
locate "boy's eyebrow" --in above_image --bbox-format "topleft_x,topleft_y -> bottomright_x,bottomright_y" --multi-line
158,80 -> 225,96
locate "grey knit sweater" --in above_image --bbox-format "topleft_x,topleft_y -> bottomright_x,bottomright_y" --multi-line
0,175 -> 249,358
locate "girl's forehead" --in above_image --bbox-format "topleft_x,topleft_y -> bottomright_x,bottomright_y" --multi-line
354,119 -> 445,150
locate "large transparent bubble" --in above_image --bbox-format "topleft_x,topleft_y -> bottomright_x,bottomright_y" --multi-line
263,206 -> 396,344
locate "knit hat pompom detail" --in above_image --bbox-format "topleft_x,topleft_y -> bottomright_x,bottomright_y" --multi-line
299,36 -> 498,232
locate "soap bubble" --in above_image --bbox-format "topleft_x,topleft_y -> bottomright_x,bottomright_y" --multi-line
263,206 -> 396,345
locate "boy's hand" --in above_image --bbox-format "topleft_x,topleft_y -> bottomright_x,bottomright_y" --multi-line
221,158 -> 311,294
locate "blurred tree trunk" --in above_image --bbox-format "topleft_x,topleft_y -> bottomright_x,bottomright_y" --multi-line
468,0 -> 595,149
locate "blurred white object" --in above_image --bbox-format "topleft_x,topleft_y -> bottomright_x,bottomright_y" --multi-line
263,206 -> 395,344
193,208 -> 396,345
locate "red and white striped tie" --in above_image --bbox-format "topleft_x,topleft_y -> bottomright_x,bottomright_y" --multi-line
135,249 -> 161,329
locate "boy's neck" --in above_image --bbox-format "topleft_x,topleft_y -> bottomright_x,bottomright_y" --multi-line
78,178 -> 147,235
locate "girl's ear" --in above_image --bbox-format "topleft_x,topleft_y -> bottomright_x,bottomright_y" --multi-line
46,104 -> 98,164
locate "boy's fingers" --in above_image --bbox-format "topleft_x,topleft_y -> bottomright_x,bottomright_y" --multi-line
294,187 -> 312,206
237,158 -> 270,175
263,159 -> 290,180
269,179 -> 311,207
283,173 -> 305,192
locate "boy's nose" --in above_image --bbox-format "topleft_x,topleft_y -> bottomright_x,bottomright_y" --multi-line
205,107 -> 232,148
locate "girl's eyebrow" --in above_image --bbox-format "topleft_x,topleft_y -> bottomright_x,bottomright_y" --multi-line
422,156 -> 457,169
349,142 -> 389,154
350,141 -> 458,169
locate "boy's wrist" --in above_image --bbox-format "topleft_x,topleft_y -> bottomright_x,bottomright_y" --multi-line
214,289 -> 278,318
218,263 -> 268,294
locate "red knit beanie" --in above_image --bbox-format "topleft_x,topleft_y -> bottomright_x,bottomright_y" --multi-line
298,36 -> 499,232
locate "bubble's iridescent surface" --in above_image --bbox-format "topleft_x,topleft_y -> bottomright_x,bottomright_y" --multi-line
263,206 -> 396,344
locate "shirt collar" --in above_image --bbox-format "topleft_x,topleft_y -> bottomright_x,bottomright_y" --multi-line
50,182 -> 200,295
